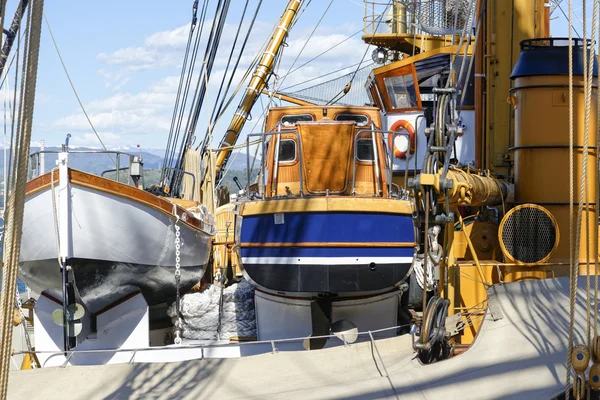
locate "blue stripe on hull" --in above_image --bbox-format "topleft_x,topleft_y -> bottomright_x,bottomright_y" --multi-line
240,246 -> 414,258
240,212 -> 414,244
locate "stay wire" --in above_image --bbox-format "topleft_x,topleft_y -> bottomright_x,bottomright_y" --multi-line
43,12 -> 115,165
161,0 -> 204,182
326,0 -> 391,105
276,0 -> 335,91
164,0 -> 210,184
200,0 -> 263,154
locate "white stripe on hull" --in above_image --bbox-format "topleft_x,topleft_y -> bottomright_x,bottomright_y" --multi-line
241,256 -> 413,265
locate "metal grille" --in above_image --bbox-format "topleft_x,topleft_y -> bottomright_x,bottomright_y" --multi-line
500,205 -> 558,264
415,0 -> 475,35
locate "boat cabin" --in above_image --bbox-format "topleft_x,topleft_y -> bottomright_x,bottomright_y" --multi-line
250,105 -> 398,198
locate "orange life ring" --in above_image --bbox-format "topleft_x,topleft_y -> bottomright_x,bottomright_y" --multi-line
388,119 -> 416,159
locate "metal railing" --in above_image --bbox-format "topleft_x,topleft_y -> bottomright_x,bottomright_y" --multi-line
363,1 -> 419,36
11,322 -> 413,368
352,129 -> 412,198
163,167 -> 196,198
28,149 -> 142,186
245,130 -> 304,197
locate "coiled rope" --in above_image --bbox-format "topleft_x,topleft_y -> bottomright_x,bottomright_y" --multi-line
0,0 -> 43,396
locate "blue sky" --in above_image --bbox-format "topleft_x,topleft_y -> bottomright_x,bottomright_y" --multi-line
15,0 -> 367,150
0,0 -> 589,151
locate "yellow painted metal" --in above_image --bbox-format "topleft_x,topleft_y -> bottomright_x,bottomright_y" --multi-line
213,203 -> 241,278
444,169 -> 511,207
259,90 -> 315,106
215,0 -> 303,172
498,204 -> 560,264
20,354 -> 33,370
362,1 -> 453,54
372,45 -> 473,75
512,74 -> 598,263
482,0 -> 548,175
239,197 -> 414,216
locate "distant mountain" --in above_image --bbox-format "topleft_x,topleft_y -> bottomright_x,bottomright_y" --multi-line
28,146 -> 163,175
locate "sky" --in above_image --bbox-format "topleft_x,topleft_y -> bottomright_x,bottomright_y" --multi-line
0,0 -> 590,152
7,0 -> 369,151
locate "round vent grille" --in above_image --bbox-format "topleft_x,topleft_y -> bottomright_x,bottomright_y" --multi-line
499,204 -> 559,264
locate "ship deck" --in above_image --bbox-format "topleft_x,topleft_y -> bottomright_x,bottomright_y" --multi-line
7,276 -> 589,399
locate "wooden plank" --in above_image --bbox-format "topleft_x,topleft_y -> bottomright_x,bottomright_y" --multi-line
240,197 -> 414,215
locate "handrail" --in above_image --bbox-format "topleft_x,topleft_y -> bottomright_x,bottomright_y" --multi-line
352,129 -> 411,197
11,322 -> 414,367
28,150 -> 141,186
245,130 -> 303,197
163,167 -> 196,198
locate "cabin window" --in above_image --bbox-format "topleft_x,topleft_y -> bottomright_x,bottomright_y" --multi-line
335,114 -> 369,126
357,138 -> 375,162
383,74 -> 418,109
281,114 -> 314,126
278,139 -> 296,162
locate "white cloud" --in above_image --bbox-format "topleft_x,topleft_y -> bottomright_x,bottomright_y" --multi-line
67,15 -> 369,148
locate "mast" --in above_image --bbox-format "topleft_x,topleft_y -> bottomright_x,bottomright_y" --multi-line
215,0 -> 303,175
0,0 -> 28,78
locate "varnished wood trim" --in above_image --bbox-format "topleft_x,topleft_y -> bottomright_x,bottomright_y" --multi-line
26,169 -> 212,234
241,242 -> 416,248
240,197 -> 414,216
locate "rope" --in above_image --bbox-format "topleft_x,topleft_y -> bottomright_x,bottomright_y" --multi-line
42,12 -> 114,165
276,0 -> 335,91
596,0 -> 600,348
566,0 -> 576,395
582,0 -> 598,358
0,0 -> 42,395
50,167 -> 61,266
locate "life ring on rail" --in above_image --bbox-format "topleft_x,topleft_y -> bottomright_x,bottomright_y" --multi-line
388,119 -> 416,159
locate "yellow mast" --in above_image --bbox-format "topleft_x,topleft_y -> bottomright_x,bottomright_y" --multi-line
215,0 -> 303,174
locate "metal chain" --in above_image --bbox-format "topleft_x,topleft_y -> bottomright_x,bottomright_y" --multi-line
173,206 -> 182,345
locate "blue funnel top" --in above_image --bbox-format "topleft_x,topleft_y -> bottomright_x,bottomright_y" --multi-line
510,38 -> 598,79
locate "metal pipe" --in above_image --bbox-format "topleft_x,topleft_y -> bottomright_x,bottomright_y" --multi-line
371,130 -> 381,196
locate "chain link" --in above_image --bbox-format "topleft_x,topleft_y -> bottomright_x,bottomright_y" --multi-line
173,208 -> 182,345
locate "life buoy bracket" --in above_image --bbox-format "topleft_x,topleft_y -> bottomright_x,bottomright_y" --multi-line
388,119 -> 416,159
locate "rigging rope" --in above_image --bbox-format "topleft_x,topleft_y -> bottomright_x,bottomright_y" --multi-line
200,0 -> 263,154
276,0 -> 335,91
326,0 -> 392,105
596,0 -> 600,353
0,0 -> 42,395
43,12 -> 115,165
279,62 -> 374,106
566,0 -> 576,395
161,0 -> 209,185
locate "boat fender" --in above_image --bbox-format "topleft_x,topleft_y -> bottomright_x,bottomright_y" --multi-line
572,344 -> 590,372
388,119 -> 416,159
590,363 -> 600,391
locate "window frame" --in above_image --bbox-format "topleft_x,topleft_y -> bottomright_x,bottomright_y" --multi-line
277,138 -> 298,164
356,138 -> 375,163
280,114 -> 315,126
334,113 -> 370,126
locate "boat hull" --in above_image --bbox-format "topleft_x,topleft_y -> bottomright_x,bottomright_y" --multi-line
20,169 -> 214,314
238,207 -> 415,295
